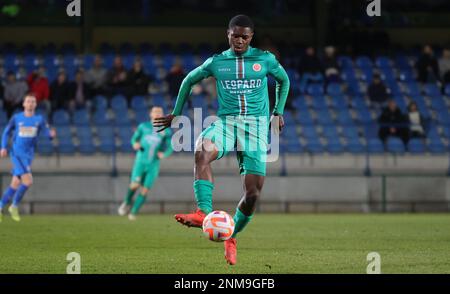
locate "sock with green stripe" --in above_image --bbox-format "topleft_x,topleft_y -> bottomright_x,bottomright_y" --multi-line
124,188 -> 136,205
232,208 -> 253,238
130,194 -> 146,215
193,179 -> 213,214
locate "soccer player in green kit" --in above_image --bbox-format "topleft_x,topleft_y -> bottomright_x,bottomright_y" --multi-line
118,106 -> 173,221
154,15 -> 289,265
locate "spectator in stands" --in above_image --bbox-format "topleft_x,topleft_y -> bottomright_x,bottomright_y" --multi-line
126,59 -> 152,98
416,45 -> 439,83
26,66 -> 50,111
322,46 -> 340,83
378,100 -> 409,145
368,73 -> 389,105
298,46 -> 323,93
3,71 -> 28,116
50,72 -> 72,111
107,56 -> 128,95
85,55 -> 108,96
70,70 -> 90,111
166,62 -> 185,98
438,48 -> 450,84
407,102 -> 425,138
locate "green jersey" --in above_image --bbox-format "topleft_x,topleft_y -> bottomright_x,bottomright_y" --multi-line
131,122 -> 173,164
172,46 -> 290,117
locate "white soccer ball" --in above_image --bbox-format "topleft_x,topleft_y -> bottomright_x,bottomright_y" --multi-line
202,210 -> 235,242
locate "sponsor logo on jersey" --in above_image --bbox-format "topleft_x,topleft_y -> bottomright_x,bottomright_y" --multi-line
220,79 -> 262,90
218,68 -> 231,72
253,63 -> 262,72
18,126 -> 38,138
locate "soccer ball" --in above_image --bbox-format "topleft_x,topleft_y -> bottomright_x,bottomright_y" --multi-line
202,211 -> 235,242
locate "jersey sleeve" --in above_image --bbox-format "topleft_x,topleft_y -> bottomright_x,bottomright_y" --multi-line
1,115 -> 16,149
131,124 -> 143,145
266,52 -> 290,115
171,57 -> 214,116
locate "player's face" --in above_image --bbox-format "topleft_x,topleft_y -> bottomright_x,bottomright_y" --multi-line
227,26 -> 253,54
150,107 -> 164,121
23,96 -> 37,112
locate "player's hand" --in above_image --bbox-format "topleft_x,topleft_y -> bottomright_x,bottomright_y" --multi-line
157,152 -> 164,159
50,128 -> 57,139
133,142 -> 141,151
0,149 -> 7,158
153,114 -> 176,133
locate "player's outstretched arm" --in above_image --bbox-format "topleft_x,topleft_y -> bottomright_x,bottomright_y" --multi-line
154,57 -> 213,132
1,115 -> 16,156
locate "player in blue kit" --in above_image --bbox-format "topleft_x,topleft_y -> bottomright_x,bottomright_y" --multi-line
0,94 -> 56,222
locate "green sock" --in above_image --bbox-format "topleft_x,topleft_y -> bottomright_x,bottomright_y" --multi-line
193,179 -> 213,214
130,194 -> 146,215
232,208 -> 253,238
124,188 -> 136,205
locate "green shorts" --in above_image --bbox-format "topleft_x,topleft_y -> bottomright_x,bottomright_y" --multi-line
199,116 -> 269,176
130,160 -> 160,189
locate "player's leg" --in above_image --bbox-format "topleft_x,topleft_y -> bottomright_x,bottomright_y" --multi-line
118,181 -> 140,216
118,162 -> 144,215
175,118 -> 233,228
0,176 -> 21,223
9,173 -> 33,222
129,164 -> 159,220
225,173 -> 265,265
174,139 -> 218,227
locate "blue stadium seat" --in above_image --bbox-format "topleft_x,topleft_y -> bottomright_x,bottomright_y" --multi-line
337,56 -> 353,69
304,138 -> 324,154
93,111 -> 111,126
97,126 -> 115,139
316,110 -> 334,125
111,95 -> 128,111
58,138 -> 76,154
55,126 -> 72,140
52,110 -> 70,126
322,126 -> 339,139
342,126 -> 359,139
76,126 -> 93,139
355,56 -> 373,69
356,108 -> 373,124
327,138 -> 345,154
306,84 -> 324,96
336,110 -> 354,126
37,138 -> 54,155
72,109 -> 90,126
283,138 -> 303,153
427,138 -> 447,154
78,137 -> 96,155
375,56 -> 392,68
430,96 -> 447,111
135,110 -> 149,124
113,110 -> 132,126
152,94 -> 166,108
326,83 -> 343,96
98,137 -> 116,153
408,138 -> 426,154
301,126 -> 319,139
311,95 -> 327,109
131,95 -> 147,111
296,110 -> 314,126
93,95 -> 108,111
386,137 -> 405,153
329,94 -> 347,109
292,95 -> 309,110
436,112 -> 450,125
346,138 -> 365,153
367,138 -> 384,153
423,83 -> 441,97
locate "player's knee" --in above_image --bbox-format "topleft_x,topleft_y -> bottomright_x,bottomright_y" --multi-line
140,188 -> 149,195
11,177 -> 21,188
130,183 -> 140,190
244,187 -> 261,203
22,178 -> 33,187
195,150 -> 214,166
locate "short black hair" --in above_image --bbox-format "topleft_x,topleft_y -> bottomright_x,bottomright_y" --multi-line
228,15 -> 254,32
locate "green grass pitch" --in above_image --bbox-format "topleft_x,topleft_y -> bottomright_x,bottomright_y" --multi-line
0,214 -> 449,273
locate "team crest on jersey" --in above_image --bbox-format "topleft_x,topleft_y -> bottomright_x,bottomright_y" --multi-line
252,63 -> 262,72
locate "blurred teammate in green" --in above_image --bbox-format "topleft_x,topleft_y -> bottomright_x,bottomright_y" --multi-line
118,106 -> 173,221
